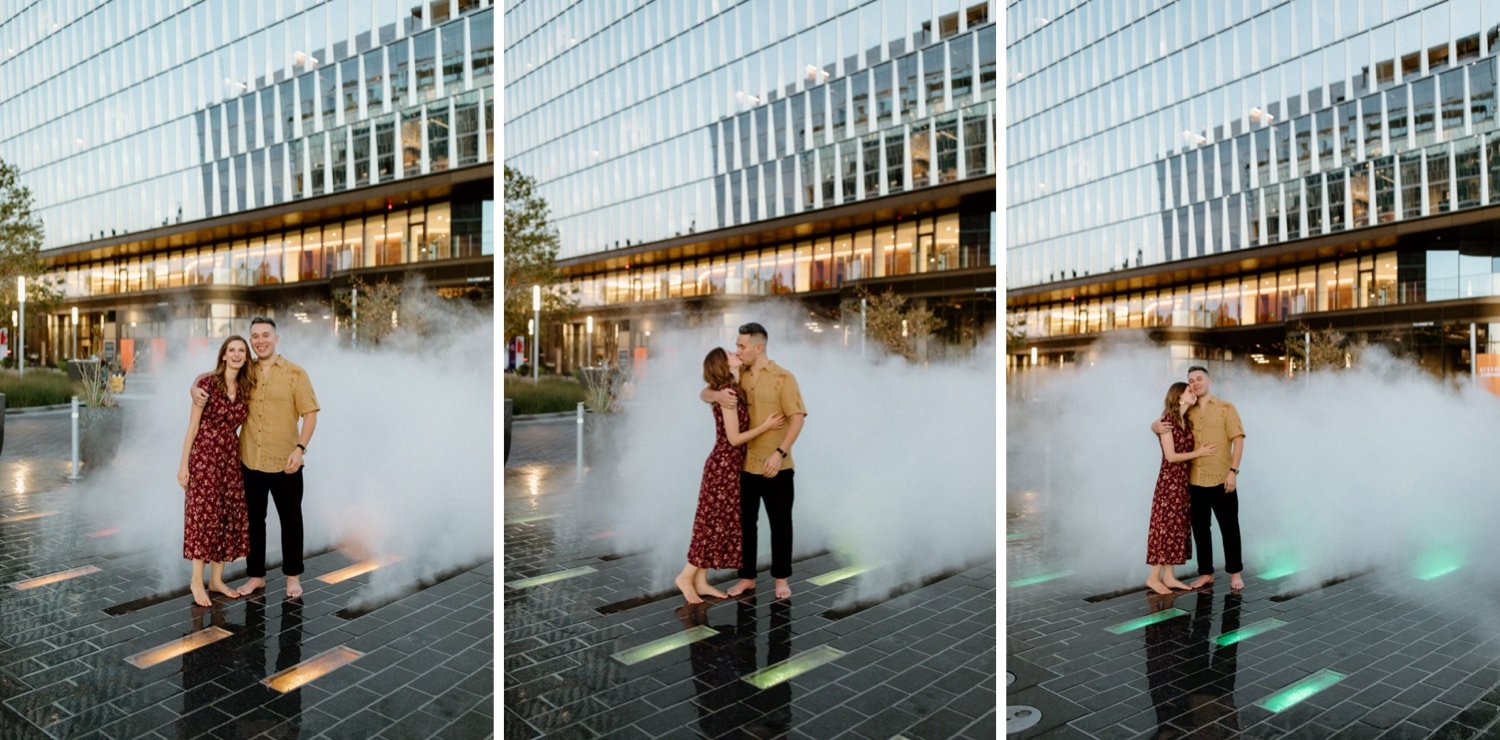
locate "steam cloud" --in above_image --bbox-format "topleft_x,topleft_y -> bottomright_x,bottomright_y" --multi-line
580,300 -> 996,604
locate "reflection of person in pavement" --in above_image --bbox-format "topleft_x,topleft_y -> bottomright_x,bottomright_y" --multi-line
177,607 -> 231,738
241,595 -> 305,735
677,593 -> 794,737
1142,591 -> 1242,738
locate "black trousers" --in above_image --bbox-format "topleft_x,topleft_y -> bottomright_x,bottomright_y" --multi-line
243,465 -> 305,578
1190,483 -> 1242,576
738,470 -> 795,580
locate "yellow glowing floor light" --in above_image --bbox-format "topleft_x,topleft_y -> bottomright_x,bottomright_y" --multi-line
263,646 -> 364,693
808,564 -> 873,587
0,511 -> 58,524
316,556 -> 403,585
87,527 -> 119,538
742,646 -> 846,689
11,565 -> 101,590
506,566 -> 596,590
504,512 -> 558,525
125,627 -> 233,668
612,626 -> 717,666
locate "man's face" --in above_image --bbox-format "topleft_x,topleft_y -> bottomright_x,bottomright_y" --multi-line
249,323 -> 278,360
1187,370 -> 1210,397
735,334 -> 762,365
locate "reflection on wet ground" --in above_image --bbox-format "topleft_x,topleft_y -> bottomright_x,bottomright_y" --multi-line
0,409 -> 493,738
504,417 -> 997,739
1008,496 -> 1500,738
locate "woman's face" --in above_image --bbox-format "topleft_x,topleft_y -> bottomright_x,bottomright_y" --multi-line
1179,389 -> 1198,407
223,341 -> 248,370
726,351 -> 743,371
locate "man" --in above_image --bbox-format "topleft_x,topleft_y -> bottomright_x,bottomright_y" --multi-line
193,317 -> 319,598
704,322 -> 807,600
1155,366 -> 1246,590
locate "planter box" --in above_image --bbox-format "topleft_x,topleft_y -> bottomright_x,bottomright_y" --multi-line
80,406 -> 123,470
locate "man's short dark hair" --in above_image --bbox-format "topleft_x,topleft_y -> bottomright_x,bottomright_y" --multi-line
738,322 -> 768,343
250,316 -> 277,330
1187,365 -> 1209,376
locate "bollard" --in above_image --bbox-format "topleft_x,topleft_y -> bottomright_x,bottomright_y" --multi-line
576,402 -> 585,481
69,396 -> 80,479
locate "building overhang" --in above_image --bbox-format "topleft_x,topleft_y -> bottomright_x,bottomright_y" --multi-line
1007,202 -> 1500,307
556,177 -> 997,277
42,163 -> 493,268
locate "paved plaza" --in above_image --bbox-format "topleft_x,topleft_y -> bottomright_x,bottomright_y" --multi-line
1007,507 -> 1500,739
0,404 -> 494,739
503,416 -> 997,739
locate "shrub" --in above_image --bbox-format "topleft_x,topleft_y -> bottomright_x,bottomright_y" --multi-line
504,376 -> 587,415
0,369 -> 78,408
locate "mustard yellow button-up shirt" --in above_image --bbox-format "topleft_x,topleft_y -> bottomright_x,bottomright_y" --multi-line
240,355 -> 319,473
738,360 -> 807,473
1185,394 -> 1244,487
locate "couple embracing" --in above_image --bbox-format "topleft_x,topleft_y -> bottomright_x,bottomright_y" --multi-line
674,322 -> 808,604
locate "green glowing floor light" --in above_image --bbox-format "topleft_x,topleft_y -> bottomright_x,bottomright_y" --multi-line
1255,669 -> 1345,713
1104,608 -> 1187,635
1415,559 -> 1464,581
1006,532 -> 1026,541
505,566 -> 596,590
808,565 -> 872,586
742,645 -> 845,689
504,512 -> 558,525
612,626 -> 717,666
1259,564 -> 1298,580
1215,618 -> 1287,647
1008,570 -> 1069,588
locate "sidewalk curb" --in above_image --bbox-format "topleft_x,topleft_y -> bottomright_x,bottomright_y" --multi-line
5,403 -> 73,415
512,410 -> 587,422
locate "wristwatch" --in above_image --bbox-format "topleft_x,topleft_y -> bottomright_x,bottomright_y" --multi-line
1228,467 -> 1238,474
295,443 -> 307,452
775,447 -> 787,457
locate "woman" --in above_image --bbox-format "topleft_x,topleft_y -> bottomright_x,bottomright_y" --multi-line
1146,382 -> 1217,595
178,336 -> 255,607
674,348 -> 785,604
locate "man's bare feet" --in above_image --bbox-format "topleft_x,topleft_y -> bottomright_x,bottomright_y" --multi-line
1189,575 -> 1214,589
286,576 -> 303,599
674,574 -> 704,604
1163,577 -> 1192,590
237,577 -> 266,596
725,578 -> 756,596
1145,577 -> 1172,595
1230,573 -> 1245,590
189,582 -> 211,607
209,580 -> 239,599
774,578 -> 791,600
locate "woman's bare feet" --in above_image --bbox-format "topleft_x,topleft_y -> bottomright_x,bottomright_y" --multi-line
209,580 -> 239,600
1230,573 -> 1245,590
189,582 -> 211,607
1145,577 -> 1172,595
236,577 -> 266,596
674,574 -> 704,604
725,578 -> 756,596
692,572 -> 727,599
1189,575 -> 1214,589
773,578 -> 792,600
1163,576 -> 1192,590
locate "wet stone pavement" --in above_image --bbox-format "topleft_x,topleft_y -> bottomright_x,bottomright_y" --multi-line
0,407 -> 494,739
1007,513 -> 1500,739
503,416 -> 998,739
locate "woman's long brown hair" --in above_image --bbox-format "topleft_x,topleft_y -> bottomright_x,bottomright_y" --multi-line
1161,381 -> 1192,433
703,347 -> 739,398
213,336 -> 256,402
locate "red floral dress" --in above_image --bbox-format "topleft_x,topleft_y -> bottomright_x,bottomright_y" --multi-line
1146,412 -> 1193,565
688,386 -> 748,569
183,375 -> 249,562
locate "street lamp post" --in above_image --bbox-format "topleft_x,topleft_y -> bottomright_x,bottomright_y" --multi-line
532,285 -> 541,385
70,307 -> 78,360
586,315 -> 594,367
17,276 -> 25,376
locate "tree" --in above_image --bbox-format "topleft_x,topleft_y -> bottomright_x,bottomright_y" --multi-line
332,277 -> 405,347
1006,312 -> 1029,355
0,159 -> 60,363
1288,322 -> 1359,372
842,288 -> 944,361
504,166 -> 576,357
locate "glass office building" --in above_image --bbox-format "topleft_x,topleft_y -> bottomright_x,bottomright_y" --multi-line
0,0 -> 495,370
505,0 -> 998,372
1008,0 -> 1500,378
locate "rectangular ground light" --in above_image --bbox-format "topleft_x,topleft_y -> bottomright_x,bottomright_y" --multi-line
612,626 -> 717,666
316,556 -> 402,585
1104,608 -> 1187,634
11,565 -> 101,590
506,566 -> 596,590
808,565 -> 872,587
742,646 -> 845,689
263,646 -> 364,693
1216,618 -> 1287,647
1255,669 -> 1346,713
125,627 -> 233,668
504,512 -> 558,525
0,511 -> 58,524
1008,570 -> 1069,588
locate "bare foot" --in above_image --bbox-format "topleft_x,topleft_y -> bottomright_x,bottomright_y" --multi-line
209,580 -> 239,599
1230,573 -> 1245,590
286,576 -> 303,599
774,578 -> 791,600
236,577 -> 266,597
1145,577 -> 1171,595
1163,577 -> 1192,590
189,582 -> 211,607
692,572 -> 727,599
674,574 -> 704,604
1189,575 -> 1214,589
725,578 -> 756,596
